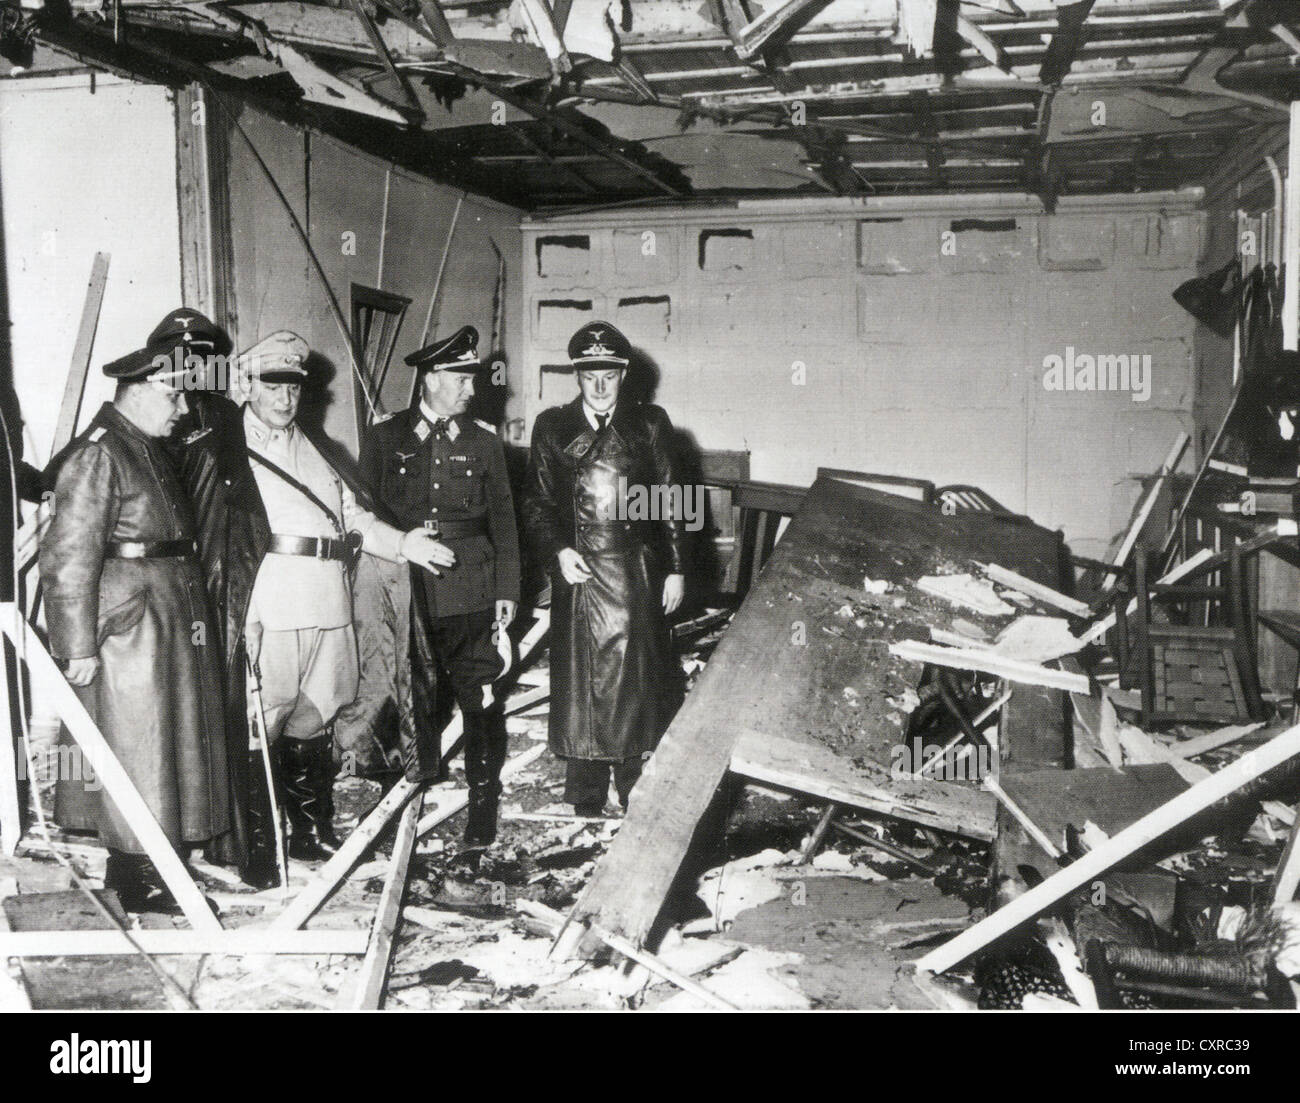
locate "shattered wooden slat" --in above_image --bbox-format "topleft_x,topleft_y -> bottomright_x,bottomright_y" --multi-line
344,790 -> 423,1009
890,640 -> 1090,694
271,777 -> 421,932
980,562 -> 1090,618
731,730 -> 997,841
918,721 -> 1300,974
1100,431 -> 1189,592
0,929 -> 368,957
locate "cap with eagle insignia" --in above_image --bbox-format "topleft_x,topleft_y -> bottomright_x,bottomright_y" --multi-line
568,320 -> 630,367
147,308 -> 232,358
241,330 -> 310,384
104,307 -> 233,382
405,325 -> 484,372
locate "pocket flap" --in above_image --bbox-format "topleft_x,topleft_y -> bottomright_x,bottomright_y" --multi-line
97,590 -> 147,644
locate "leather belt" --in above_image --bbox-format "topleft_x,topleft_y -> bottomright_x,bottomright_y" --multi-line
106,539 -> 196,559
268,533 -> 357,561
423,516 -> 489,540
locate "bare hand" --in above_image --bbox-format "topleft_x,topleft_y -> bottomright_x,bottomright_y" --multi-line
557,548 -> 593,585
402,530 -> 457,575
662,573 -> 685,615
495,599 -> 517,627
64,656 -> 99,687
245,620 -> 263,666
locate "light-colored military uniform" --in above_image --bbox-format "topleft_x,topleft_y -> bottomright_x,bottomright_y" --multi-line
244,405 -> 405,739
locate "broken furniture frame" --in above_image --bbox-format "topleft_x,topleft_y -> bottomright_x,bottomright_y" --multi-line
1102,543 -> 1266,727
917,719 -> 1300,975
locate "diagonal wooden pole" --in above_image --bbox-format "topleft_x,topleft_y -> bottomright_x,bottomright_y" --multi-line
343,790 -> 422,1008
0,605 -> 221,932
917,720 -> 1300,974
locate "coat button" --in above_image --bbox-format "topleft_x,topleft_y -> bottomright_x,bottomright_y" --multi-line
433,483 -> 440,490
399,467 -> 407,475
466,470 -> 472,476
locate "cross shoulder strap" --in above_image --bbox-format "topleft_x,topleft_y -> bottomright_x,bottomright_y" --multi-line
248,450 -> 343,536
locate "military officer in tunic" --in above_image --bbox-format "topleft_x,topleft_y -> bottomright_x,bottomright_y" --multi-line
361,325 -> 521,847
41,330 -> 230,913
522,321 -> 687,816
236,331 -> 453,860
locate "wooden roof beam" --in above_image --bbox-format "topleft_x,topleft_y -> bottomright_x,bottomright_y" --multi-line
464,73 -> 689,197
1040,0 -> 1097,86
342,0 -> 425,119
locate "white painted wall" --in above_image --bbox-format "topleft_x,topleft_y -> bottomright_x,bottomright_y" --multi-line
523,193 -> 1204,557
0,74 -> 182,466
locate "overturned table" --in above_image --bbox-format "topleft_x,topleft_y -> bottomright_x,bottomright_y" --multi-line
564,473 -> 1072,953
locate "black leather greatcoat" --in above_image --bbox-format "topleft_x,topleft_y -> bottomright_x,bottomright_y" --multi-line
41,404 -> 230,853
522,398 -> 687,761
173,392 -> 271,866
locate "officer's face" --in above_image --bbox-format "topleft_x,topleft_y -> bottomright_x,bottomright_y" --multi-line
577,368 -> 623,412
132,378 -> 189,438
422,369 -> 476,418
249,381 -> 301,429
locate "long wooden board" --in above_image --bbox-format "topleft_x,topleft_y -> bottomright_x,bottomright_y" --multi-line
731,729 -> 997,841
343,790 -> 422,1009
569,475 -> 1070,951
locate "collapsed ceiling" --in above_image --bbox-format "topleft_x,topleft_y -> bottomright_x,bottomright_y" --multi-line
3,0 -> 1300,211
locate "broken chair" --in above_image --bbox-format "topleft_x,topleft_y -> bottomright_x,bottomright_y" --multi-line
1104,545 -> 1265,729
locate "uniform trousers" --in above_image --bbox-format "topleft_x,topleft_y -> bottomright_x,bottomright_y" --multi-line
257,624 -> 359,741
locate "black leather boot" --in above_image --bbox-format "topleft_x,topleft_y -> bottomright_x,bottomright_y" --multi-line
105,848 -> 181,915
240,751 -> 282,890
462,711 -> 504,848
278,734 -> 341,862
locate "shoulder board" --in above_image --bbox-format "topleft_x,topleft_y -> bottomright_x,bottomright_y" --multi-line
473,418 -> 495,434
88,427 -> 106,442
183,426 -> 213,445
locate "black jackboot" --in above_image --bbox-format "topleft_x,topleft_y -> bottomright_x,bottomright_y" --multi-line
104,848 -> 182,915
277,733 -> 341,862
463,711 -> 505,848
241,751 -> 282,889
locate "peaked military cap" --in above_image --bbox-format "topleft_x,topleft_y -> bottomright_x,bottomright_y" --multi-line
405,325 -> 483,372
241,330 -> 310,384
568,321 -> 630,368
106,307 -> 234,382
147,307 -> 233,358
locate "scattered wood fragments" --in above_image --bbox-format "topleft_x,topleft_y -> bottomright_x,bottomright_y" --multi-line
918,721 -> 1300,975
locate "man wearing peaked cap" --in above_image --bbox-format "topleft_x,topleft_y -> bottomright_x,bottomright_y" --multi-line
41,316 -> 229,913
523,321 -> 688,816
178,327 -> 453,869
362,324 -> 521,848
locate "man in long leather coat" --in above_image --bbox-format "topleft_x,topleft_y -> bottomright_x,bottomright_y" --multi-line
40,331 -> 229,913
161,309 -> 278,887
522,321 -> 687,815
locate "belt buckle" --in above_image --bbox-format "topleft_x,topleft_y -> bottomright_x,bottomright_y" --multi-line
317,538 -> 333,560
423,519 -> 440,537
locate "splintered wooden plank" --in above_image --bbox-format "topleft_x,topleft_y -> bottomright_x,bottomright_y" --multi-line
342,789 -> 422,1009
731,730 -> 997,841
569,475 -> 1068,950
